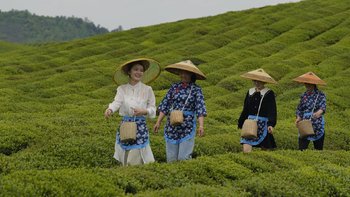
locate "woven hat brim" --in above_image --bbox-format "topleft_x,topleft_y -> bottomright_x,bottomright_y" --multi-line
165,64 -> 206,80
121,59 -> 150,75
240,73 -> 277,84
292,77 -> 326,85
113,58 -> 161,85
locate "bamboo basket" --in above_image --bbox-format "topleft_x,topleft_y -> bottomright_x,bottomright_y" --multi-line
120,122 -> 137,143
241,119 -> 258,139
170,110 -> 184,126
297,120 -> 314,138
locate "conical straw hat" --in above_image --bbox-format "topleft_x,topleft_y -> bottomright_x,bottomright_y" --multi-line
293,72 -> 326,85
113,58 -> 161,85
165,60 -> 206,80
240,68 -> 277,84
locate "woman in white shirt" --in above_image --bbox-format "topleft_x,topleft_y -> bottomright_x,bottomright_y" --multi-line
104,58 -> 159,166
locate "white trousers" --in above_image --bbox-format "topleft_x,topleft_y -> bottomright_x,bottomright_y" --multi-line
114,144 -> 155,166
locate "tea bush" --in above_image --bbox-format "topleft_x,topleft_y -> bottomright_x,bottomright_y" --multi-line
1,0 -> 350,195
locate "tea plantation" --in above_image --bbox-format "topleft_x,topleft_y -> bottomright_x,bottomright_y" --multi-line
0,0 -> 349,196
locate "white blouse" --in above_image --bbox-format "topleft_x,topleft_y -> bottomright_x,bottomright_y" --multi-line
108,81 -> 156,118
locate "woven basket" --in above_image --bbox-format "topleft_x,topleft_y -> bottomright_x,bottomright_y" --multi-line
297,120 -> 314,138
120,122 -> 137,143
241,119 -> 258,139
170,110 -> 184,126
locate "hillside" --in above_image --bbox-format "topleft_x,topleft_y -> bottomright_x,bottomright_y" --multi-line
0,10 -> 109,43
0,0 -> 350,196
0,40 -> 33,53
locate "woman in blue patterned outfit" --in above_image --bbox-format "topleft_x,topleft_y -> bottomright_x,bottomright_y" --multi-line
153,60 -> 207,162
104,58 -> 160,166
238,69 -> 278,153
293,72 -> 327,150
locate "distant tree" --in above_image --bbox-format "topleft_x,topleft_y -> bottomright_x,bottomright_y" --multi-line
0,10 -> 110,43
111,25 -> 123,32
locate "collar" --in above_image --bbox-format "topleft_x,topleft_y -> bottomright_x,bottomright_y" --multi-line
179,81 -> 192,88
306,88 -> 318,95
182,82 -> 189,88
249,87 -> 270,96
128,81 -> 142,88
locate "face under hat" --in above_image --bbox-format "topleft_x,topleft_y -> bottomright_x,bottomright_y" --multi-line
113,58 -> 161,85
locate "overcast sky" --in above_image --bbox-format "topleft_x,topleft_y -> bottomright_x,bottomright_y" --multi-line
0,0 -> 300,31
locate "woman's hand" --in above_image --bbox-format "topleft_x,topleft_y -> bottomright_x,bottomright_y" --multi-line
267,126 -> 274,134
198,126 -> 204,137
295,116 -> 302,125
153,121 -> 161,133
104,109 -> 112,119
313,110 -> 323,119
133,108 -> 148,116
197,116 -> 205,137
153,112 -> 165,134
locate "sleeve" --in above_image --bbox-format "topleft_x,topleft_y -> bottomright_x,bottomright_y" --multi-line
108,86 -> 123,113
318,92 -> 326,114
296,94 -> 303,118
195,87 -> 207,117
146,86 -> 156,118
266,91 -> 277,127
238,92 -> 249,129
158,85 -> 175,115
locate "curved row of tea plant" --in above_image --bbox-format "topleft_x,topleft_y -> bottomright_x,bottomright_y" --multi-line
1,151 -> 349,196
0,0 -> 349,195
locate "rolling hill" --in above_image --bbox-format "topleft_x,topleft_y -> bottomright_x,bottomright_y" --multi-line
0,0 -> 349,196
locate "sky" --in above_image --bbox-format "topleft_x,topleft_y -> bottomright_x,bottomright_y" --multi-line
0,0 -> 300,31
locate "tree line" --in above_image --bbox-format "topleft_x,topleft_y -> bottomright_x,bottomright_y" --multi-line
0,10 -> 122,43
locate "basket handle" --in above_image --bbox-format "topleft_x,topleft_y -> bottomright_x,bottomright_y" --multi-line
308,93 -> 319,120
255,90 -> 270,120
181,85 -> 193,112
170,85 -> 193,112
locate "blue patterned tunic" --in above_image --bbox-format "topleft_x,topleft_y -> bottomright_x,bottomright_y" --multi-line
296,88 -> 326,141
158,82 -> 207,144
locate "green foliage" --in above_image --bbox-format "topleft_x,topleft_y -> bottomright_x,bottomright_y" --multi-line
0,128 -> 34,155
136,184 -> 249,197
0,10 -> 109,43
217,75 -> 251,92
0,40 -> 31,52
0,0 -> 350,195
1,151 -> 349,196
